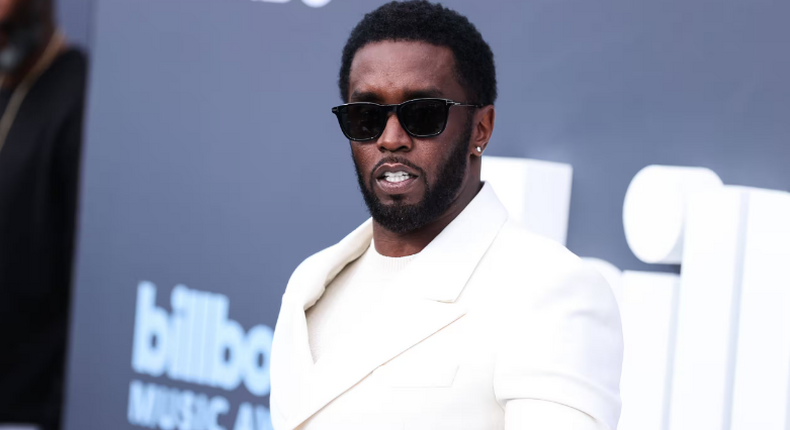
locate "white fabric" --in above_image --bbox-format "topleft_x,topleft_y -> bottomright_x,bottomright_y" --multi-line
504,400 -> 609,430
270,183 -> 623,430
306,242 -> 418,362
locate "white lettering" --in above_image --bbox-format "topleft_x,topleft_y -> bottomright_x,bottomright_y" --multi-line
481,156 -> 573,245
131,283 -> 273,395
251,0 -> 331,8
209,397 -> 230,430
233,402 -> 273,430
127,380 -> 229,430
128,380 -> 157,427
133,282 -> 169,377
243,325 -> 274,396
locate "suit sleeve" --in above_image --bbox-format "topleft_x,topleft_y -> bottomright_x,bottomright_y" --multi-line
494,260 -> 623,429
505,399 -> 611,430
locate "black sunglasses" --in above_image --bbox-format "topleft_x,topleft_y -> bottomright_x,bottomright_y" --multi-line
331,98 -> 482,142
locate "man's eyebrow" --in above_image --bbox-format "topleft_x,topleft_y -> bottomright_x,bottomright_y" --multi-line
349,91 -> 384,103
403,87 -> 444,100
349,87 -> 446,104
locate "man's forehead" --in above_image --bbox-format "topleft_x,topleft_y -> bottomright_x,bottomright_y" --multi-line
348,41 -> 459,101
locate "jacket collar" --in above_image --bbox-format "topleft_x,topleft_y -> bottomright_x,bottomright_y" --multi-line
291,181 -> 508,309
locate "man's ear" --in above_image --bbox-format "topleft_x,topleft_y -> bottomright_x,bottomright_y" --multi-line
469,105 -> 495,156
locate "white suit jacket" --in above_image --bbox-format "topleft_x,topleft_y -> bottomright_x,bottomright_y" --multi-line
270,183 -> 623,430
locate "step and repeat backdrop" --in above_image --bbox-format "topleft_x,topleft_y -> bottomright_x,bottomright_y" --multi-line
63,0 -> 790,429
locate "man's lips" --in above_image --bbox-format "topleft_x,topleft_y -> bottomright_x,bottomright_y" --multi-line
372,163 -> 421,194
373,163 -> 419,179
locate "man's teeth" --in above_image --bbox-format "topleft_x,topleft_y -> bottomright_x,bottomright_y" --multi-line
383,171 -> 411,183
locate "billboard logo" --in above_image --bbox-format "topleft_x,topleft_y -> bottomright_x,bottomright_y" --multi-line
132,282 -> 274,396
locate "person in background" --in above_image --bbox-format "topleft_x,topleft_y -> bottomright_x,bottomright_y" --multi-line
0,0 -> 86,428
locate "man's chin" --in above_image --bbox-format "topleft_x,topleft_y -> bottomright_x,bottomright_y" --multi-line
375,194 -> 420,207
367,200 -> 426,233
372,183 -> 425,205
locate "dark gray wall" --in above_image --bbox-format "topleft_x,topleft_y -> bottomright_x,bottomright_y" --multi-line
64,0 -> 790,428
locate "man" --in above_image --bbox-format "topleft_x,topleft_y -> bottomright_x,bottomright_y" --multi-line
0,0 -> 86,428
270,2 -> 622,429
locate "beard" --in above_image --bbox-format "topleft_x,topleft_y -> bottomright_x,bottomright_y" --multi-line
353,121 -> 473,234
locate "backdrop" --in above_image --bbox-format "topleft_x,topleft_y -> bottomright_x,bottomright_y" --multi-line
63,0 -> 790,429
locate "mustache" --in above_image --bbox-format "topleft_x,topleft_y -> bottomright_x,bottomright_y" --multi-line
369,156 -> 426,180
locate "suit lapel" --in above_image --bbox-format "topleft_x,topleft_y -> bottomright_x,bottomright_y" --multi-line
402,182 -> 509,303
278,183 -> 509,430
273,220 -> 374,426
298,294 -> 468,427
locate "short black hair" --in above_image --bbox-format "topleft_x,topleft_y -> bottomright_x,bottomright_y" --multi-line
339,1 -> 497,106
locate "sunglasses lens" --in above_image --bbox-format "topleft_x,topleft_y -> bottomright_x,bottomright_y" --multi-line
400,99 -> 447,136
341,104 -> 383,140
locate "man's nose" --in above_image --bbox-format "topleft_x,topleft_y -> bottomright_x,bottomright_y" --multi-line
376,113 -> 412,153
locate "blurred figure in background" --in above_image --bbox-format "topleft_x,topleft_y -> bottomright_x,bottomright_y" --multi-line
0,0 -> 86,428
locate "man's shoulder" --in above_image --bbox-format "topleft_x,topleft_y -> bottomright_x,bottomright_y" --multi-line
488,219 -> 582,272
486,223 -> 623,429
482,219 -> 618,318
287,244 -> 336,282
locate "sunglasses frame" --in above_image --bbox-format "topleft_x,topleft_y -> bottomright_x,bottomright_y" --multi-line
331,98 -> 482,142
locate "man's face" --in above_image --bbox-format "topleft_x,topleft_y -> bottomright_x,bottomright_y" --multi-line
347,41 -> 475,233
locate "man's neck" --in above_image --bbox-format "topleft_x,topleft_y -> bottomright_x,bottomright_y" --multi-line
372,179 -> 483,257
1,26 -> 57,90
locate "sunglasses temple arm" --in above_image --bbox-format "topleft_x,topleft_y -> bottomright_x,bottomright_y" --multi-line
449,101 -> 484,108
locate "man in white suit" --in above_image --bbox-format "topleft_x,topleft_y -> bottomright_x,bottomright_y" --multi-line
270,2 -> 623,429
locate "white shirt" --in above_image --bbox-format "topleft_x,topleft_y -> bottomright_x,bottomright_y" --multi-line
306,241 -> 418,362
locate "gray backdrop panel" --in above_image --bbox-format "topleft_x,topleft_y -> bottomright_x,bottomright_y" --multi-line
64,0 -> 790,428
